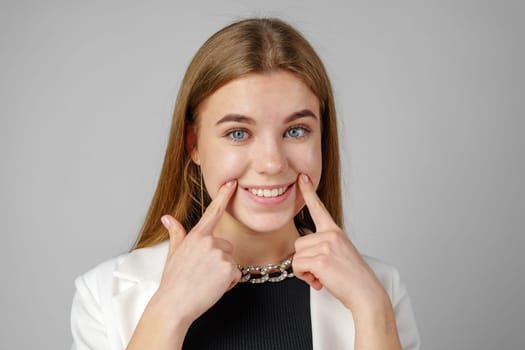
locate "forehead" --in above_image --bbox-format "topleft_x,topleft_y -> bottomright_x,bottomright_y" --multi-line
197,71 -> 320,124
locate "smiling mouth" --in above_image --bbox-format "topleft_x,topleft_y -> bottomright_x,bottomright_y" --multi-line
247,185 -> 290,198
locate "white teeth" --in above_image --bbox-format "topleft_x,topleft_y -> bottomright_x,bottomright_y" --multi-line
249,186 -> 288,198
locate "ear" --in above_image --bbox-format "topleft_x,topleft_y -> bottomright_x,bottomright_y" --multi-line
185,124 -> 200,165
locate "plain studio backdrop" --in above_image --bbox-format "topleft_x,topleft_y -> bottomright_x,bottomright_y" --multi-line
1,0 -> 523,349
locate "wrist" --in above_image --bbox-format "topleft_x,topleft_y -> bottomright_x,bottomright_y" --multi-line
350,290 -> 395,325
352,296 -> 402,350
146,290 -> 193,335
127,291 -> 192,350
353,295 -> 400,338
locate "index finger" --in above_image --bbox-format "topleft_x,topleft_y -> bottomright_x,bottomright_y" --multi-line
193,179 -> 237,234
297,174 -> 338,232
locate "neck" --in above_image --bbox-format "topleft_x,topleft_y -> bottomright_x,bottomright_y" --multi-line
214,212 -> 300,267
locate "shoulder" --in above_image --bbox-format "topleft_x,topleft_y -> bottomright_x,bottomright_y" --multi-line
74,252 -> 126,293
74,241 -> 169,295
71,242 -> 170,349
361,255 -> 410,305
71,254 -> 129,350
362,254 -> 399,281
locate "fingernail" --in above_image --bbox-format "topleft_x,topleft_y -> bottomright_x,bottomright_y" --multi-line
301,174 -> 310,183
225,180 -> 236,188
161,215 -> 172,229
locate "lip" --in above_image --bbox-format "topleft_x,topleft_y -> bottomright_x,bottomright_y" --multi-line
241,182 -> 295,206
242,183 -> 293,190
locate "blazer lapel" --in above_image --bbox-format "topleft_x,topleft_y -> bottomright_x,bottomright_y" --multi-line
310,287 -> 355,349
112,242 -> 168,347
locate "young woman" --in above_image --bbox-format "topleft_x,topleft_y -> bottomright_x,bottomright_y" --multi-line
71,18 -> 420,350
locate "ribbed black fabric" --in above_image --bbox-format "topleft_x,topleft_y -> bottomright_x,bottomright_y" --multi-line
182,277 -> 313,350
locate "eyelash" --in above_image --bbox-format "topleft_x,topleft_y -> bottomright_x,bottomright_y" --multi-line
224,125 -> 311,143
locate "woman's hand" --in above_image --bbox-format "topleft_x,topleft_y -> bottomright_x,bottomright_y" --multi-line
293,174 -> 402,349
126,180 -> 240,350
154,180 -> 241,326
293,174 -> 389,313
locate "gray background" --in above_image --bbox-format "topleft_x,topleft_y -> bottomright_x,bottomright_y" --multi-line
1,0 -> 523,349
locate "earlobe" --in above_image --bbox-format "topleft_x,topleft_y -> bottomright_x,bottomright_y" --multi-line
191,148 -> 200,165
185,125 -> 200,165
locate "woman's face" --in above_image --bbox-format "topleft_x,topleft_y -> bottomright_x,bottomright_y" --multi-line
192,70 -> 322,233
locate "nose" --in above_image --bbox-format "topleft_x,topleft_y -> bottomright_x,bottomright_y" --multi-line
252,137 -> 288,175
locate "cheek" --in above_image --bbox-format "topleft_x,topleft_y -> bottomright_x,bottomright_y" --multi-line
289,143 -> 322,185
200,146 -> 246,198
290,143 -> 322,213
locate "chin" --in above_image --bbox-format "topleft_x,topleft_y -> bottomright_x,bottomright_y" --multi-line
243,220 -> 290,233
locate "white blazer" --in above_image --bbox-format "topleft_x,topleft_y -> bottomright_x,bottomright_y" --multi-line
70,241 -> 421,349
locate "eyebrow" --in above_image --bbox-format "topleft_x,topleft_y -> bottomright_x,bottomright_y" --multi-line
215,109 -> 319,126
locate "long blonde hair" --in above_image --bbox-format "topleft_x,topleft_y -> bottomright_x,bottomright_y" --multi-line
133,18 -> 342,249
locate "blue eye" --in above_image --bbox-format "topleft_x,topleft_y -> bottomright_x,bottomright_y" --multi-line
286,126 -> 307,138
228,129 -> 248,141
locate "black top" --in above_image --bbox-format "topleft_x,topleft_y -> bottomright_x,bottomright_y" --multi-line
182,277 -> 313,350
